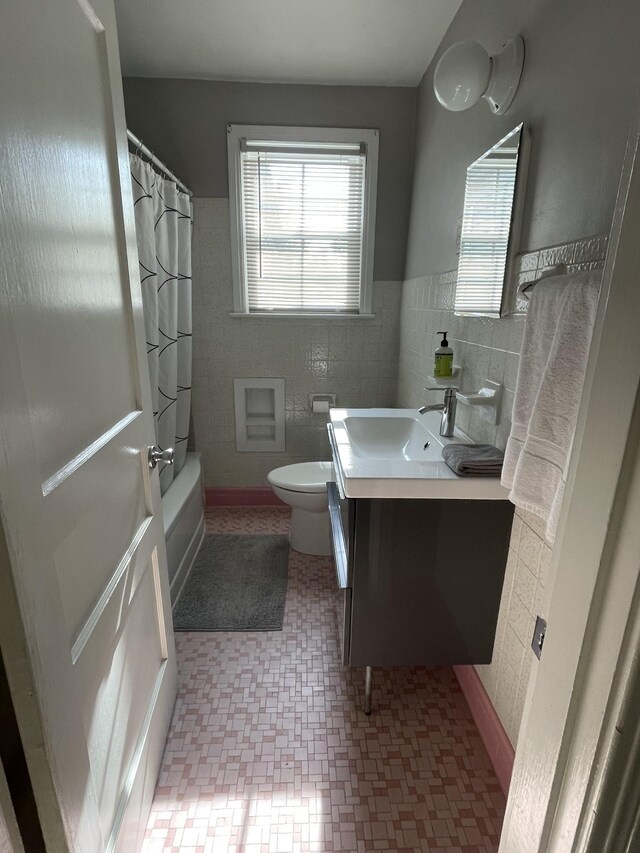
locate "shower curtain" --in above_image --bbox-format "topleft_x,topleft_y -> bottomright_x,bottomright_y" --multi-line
130,154 -> 193,494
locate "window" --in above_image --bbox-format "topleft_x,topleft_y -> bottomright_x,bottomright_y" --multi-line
227,125 -> 378,316
455,124 -> 527,317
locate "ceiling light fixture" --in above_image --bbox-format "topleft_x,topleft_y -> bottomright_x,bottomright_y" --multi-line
433,36 -> 524,115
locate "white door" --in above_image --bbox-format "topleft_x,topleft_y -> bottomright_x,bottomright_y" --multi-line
0,1 -> 177,851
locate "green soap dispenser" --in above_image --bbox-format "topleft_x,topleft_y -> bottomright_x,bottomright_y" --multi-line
434,331 -> 453,378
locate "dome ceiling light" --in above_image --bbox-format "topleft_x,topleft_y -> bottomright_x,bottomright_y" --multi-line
433,36 -> 525,115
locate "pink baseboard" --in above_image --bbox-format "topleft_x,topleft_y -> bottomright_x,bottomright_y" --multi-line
453,665 -> 515,797
205,487 -> 286,507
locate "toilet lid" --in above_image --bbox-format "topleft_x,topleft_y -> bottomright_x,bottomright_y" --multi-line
267,461 -> 334,494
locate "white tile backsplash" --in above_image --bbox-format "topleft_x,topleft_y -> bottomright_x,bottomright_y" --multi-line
397,233 -> 607,746
191,198 -> 402,487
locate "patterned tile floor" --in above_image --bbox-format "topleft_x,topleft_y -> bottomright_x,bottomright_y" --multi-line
143,506 -> 505,853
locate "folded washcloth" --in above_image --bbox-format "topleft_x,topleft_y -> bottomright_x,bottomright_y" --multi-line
442,444 -> 504,477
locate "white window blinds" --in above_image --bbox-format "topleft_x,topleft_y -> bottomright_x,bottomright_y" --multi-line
238,139 -> 367,313
455,151 -> 519,316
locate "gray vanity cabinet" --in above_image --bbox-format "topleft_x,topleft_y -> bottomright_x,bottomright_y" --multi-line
328,483 -> 514,668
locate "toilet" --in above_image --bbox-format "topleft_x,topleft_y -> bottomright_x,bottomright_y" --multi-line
267,461 -> 335,556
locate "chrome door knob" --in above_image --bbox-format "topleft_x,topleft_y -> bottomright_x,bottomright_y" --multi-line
148,445 -> 174,469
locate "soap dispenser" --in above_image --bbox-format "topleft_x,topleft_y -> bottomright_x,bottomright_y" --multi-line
434,331 -> 453,378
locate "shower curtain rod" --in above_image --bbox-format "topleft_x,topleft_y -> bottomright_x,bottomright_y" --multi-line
127,129 -> 193,197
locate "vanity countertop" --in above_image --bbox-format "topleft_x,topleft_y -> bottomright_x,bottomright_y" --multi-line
328,407 -> 510,501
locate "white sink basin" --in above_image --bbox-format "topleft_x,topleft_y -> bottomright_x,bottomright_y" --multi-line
328,408 -> 508,500
342,415 -> 442,461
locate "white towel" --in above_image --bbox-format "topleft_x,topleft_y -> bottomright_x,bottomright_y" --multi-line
501,270 -> 601,543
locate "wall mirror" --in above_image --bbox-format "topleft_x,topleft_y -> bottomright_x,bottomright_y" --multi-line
455,123 -> 529,317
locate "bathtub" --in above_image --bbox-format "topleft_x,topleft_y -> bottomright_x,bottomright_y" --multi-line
162,452 -> 205,607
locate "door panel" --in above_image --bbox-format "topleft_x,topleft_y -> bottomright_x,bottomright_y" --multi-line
0,0 -> 177,850
11,1 -> 141,484
75,558 -> 165,841
54,454 -> 149,642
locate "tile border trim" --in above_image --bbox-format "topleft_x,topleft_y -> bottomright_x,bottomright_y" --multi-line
453,664 -> 515,797
205,487 -> 286,506
401,232 -> 608,315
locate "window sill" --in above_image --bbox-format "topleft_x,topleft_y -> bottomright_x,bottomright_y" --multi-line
229,312 -> 377,319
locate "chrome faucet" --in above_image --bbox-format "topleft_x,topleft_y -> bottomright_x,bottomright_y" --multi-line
419,386 -> 458,437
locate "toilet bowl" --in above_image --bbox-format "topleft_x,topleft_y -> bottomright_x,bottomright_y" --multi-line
267,461 -> 335,556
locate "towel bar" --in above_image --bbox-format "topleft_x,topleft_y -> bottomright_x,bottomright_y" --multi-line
518,263 -> 568,299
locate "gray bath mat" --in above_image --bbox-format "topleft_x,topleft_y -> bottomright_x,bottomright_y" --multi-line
173,534 -> 289,631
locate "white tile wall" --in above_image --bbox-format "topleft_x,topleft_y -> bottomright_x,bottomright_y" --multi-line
191,198 -> 402,487
396,233 -> 608,746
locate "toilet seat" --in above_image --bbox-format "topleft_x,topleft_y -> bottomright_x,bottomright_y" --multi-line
267,461 -> 333,494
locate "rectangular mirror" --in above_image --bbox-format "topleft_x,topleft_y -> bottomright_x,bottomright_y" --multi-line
455,123 -> 528,317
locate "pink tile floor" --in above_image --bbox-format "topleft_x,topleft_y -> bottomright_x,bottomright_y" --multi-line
144,507 -> 505,853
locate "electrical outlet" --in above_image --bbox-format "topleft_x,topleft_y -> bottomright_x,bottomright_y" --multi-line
532,615 -> 547,660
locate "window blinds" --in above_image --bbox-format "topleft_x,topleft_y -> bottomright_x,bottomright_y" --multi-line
455,154 -> 518,316
239,142 -> 366,313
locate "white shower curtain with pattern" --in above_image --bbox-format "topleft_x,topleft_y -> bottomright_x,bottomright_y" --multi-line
130,154 -> 193,494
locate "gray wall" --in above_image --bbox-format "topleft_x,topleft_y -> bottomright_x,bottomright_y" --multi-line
405,0 -> 640,278
123,78 -> 417,280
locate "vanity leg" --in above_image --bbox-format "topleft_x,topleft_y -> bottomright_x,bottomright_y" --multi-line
364,666 -> 373,715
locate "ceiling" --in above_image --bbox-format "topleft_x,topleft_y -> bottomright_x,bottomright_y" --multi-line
114,0 -> 462,87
